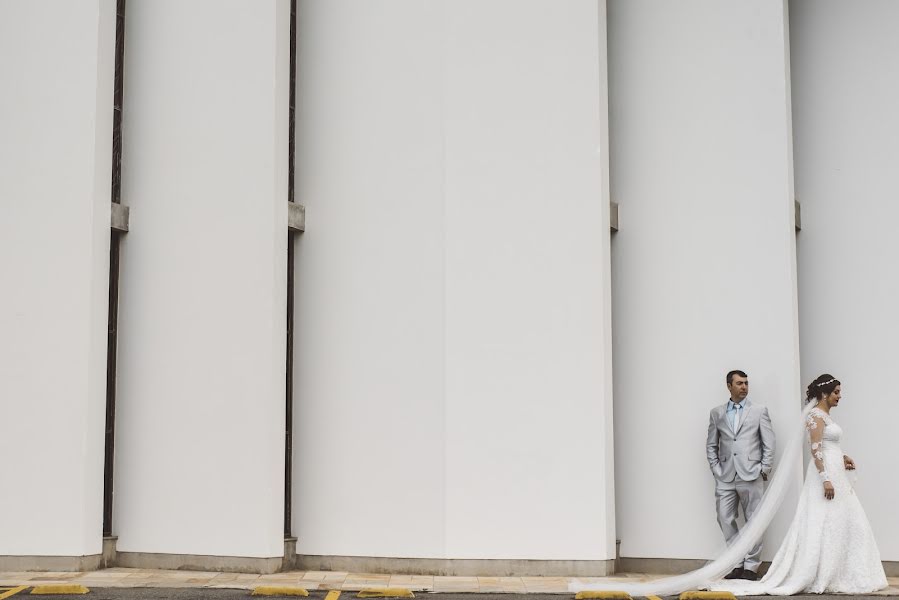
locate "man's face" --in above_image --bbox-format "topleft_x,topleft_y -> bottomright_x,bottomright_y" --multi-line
728,374 -> 749,402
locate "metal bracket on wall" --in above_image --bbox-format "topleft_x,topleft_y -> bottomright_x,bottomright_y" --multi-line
794,199 -> 801,231
288,202 -> 305,233
610,201 -> 619,232
111,203 -> 130,232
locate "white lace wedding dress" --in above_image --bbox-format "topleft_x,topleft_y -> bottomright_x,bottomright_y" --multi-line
570,403 -> 888,597
711,406 -> 887,595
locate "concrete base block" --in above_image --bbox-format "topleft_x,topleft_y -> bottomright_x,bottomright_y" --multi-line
617,557 -> 708,575
295,555 -> 616,577
282,538 -> 297,572
114,551 -> 282,574
0,554 -> 101,572
101,537 -> 117,568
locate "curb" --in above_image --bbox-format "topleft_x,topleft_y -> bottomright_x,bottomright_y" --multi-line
30,586 -> 90,595
679,592 -> 737,600
251,587 -> 310,597
358,589 -> 414,598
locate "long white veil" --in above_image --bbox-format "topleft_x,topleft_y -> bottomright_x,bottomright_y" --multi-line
570,402 -> 815,597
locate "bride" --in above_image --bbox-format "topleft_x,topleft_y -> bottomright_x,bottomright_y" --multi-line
710,374 -> 887,594
570,374 -> 888,596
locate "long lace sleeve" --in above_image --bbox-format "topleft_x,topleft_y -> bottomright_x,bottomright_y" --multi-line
806,412 -> 830,482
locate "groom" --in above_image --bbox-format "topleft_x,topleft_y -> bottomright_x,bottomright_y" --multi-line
706,369 -> 776,581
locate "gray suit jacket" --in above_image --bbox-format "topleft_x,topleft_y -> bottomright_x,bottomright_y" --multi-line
706,399 -> 776,482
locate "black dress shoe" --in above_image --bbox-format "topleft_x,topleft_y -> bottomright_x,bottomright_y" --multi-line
724,568 -> 744,580
742,569 -> 759,581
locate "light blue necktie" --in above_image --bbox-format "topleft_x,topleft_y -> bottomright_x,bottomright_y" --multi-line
729,402 -> 743,430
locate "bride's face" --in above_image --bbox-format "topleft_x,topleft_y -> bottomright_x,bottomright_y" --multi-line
824,385 -> 842,409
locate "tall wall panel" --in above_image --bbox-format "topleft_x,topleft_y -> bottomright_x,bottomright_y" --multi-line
292,0 -> 448,559
0,0 -> 115,563
608,0 -> 802,563
442,1 -> 615,561
791,0 -> 899,562
113,0 -> 289,562
294,0 -> 615,565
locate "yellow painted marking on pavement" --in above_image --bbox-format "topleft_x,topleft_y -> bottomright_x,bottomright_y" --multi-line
251,587 -> 309,597
647,596 -> 663,600
575,593 -> 631,600
357,589 -> 414,599
679,592 -> 737,600
0,586 -> 28,600
325,591 -> 341,600
29,586 -> 90,595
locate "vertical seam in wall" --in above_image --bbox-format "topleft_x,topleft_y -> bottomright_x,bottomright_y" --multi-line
439,0 -> 449,560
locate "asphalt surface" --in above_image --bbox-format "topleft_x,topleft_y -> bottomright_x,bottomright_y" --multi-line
13,589 -> 897,600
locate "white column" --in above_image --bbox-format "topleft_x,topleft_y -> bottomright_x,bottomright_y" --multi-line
293,0 -> 448,559
791,0 -> 899,562
608,0 -> 801,563
0,0 -> 115,561
113,0 -> 289,562
294,0 -> 615,564
442,1 -> 615,561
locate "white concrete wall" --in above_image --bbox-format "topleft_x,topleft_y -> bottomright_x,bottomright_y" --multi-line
12,0 -> 899,570
607,0 -> 802,561
113,0 -> 290,558
0,0 -> 114,557
442,1 -> 614,560
292,0 -> 447,558
791,0 -> 899,561
294,0 -> 615,560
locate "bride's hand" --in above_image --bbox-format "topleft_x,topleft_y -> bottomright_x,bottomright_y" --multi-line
843,455 -> 856,470
823,481 -> 835,500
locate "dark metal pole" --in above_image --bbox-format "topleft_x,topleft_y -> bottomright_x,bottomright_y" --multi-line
285,0 -> 297,538
103,0 -> 126,538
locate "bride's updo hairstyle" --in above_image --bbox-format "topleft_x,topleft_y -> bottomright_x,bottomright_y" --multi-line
805,373 -> 840,404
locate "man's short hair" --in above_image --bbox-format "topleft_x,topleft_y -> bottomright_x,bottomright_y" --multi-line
726,369 -> 748,385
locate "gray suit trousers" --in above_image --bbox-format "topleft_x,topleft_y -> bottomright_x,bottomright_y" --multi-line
715,476 -> 764,572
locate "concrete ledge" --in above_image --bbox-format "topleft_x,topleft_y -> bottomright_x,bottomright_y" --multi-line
114,551 -> 282,574
288,202 -> 305,232
617,557 -> 710,575
0,555 -> 101,572
885,561 -> 899,577
295,555 -> 615,577
111,203 -> 129,232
